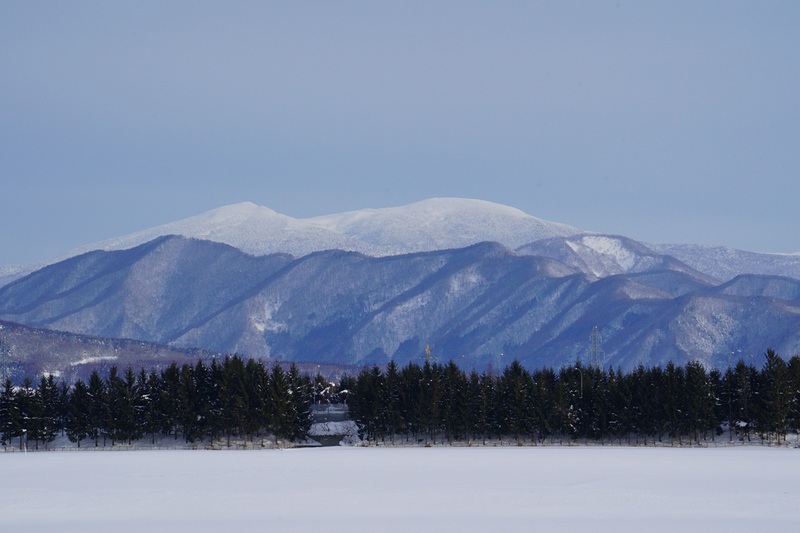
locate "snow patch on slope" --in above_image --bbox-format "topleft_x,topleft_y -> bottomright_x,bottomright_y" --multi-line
579,235 -> 637,271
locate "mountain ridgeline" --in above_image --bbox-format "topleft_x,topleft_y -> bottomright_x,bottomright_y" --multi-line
1,229 -> 799,376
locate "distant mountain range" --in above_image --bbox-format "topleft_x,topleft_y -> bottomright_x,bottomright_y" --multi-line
0,198 -> 798,378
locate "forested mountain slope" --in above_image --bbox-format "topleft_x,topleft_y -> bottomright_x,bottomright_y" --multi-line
2,235 -> 798,374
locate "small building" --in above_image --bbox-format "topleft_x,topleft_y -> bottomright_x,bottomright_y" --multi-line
308,404 -> 358,446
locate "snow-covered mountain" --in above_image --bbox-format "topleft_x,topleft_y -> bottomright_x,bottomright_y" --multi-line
57,201 -> 361,259
517,234 -> 716,282
651,243 -> 800,282
2,235 -> 798,376
307,198 -> 580,255
61,198 -> 581,259
1,198 -> 800,377
3,198 -> 799,287
0,198 -> 582,286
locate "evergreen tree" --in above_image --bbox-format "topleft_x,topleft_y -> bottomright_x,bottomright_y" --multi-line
787,356 -> 800,438
731,360 -> 757,441
350,366 -> 383,443
191,360 -> 214,443
663,362 -> 685,444
758,349 -> 791,443
0,378 -> 20,446
36,375 -> 59,448
105,366 -> 141,444
288,363 -> 313,442
499,360 -> 532,442
530,368 -> 556,443
241,358 -> 268,443
66,380 -> 92,447
606,367 -> 631,444
382,360 -> 404,443
160,362 -> 182,439
440,361 -> 467,443
420,361 -> 442,444
15,378 -> 35,450
56,380 -> 70,438
206,358 -> 226,445
139,369 -> 162,445
178,363 -> 202,443
268,364 -> 293,444
87,370 -> 106,446
399,363 -> 424,442
684,361 -> 713,443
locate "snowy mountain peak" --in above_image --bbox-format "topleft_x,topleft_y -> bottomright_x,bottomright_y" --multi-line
307,197 -> 580,254
4,198 -> 799,289
38,198 -> 582,268
310,197 -> 563,228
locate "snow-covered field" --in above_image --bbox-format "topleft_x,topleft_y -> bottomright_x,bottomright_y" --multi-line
2,446 -> 798,532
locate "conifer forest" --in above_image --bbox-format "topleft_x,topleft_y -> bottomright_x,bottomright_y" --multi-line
2,350 -> 800,450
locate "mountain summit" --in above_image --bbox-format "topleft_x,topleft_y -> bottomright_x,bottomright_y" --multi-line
55,198 -> 582,260
2,198 -> 800,376
2,198 -> 800,289
307,198 -> 580,255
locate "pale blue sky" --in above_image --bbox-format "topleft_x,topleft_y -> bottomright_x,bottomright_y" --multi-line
2,1 -> 798,265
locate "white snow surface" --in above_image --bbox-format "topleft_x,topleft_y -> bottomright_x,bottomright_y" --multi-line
307,197 -> 579,255
23,198 -> 580,272
2,446 -> 798,532
578,235 -> 637,270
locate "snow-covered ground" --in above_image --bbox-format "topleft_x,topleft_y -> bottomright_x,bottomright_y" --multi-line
2,446 -> 798,532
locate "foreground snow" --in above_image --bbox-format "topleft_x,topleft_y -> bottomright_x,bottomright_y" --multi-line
2,446 -> 798,532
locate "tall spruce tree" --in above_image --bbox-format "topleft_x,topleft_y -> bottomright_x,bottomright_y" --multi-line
0,378 -> 20,446
66,379 -> 92,447
758,349 -> 791,443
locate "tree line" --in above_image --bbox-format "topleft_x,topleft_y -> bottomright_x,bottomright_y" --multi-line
345,349 -> 800,446
0,356 -> 315,450
3,349 -> 799,450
